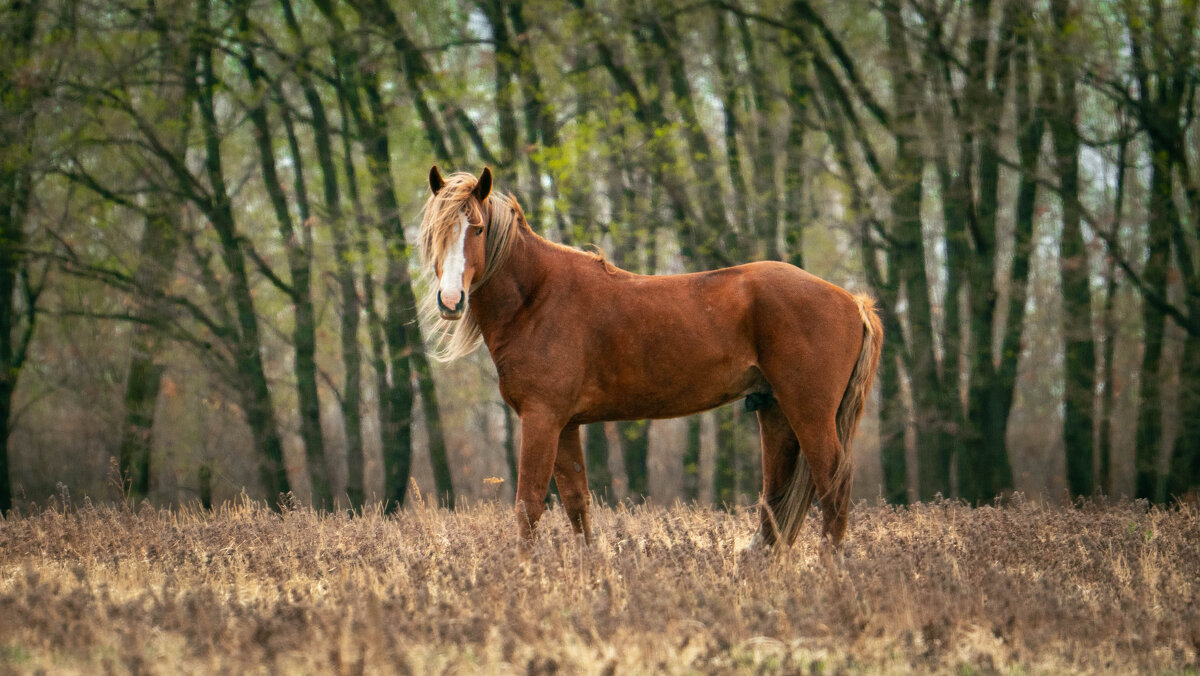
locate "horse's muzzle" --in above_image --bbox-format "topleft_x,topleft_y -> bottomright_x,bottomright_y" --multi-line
437,290 -> 465,320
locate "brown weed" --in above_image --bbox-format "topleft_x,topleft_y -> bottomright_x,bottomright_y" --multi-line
0,497 -> 1196,674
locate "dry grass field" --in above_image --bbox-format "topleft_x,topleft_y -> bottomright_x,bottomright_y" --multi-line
0,492 -> 1197,674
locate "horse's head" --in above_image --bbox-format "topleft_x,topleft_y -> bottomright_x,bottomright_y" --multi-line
423,165 -> 492,320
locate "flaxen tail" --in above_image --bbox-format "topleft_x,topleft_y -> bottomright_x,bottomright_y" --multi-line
832,294 -> 884,493
771,293 -> 884,547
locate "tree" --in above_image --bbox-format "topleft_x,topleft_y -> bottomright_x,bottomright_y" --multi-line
1,0 -> 61,512
1047,0 -> 1097,498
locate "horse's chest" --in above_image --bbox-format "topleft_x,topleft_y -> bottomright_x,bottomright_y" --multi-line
490,343 -> 580,409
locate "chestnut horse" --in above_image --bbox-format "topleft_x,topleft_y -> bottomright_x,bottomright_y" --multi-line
419,166 -> 882,548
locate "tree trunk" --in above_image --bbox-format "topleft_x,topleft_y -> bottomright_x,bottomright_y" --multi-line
0,0 -> 45,514
233,7 -> 332,508
782,38 -> 812,269
192,4 -> 290,503
585,423 -> 612,502
814,31 -> 905,502
0,305 -> 17,513
118,200 -> 180,501
1050,0 -> 1096,498
713,406 -> 738,506
279,100 -> 336,509
620,420 -> 650,501
1169,332 -> 1200,498
355,69 -> 455,509
882,0 -> 950,499
878,351 -> 907,503
1121,0 -> 1195,502
379,257 -> 416,511
949,0 -> 1021,502
643,9 -> 739,266
321,2 -> 371,507
198,463 -> 213,510
683,416 -> 701,501
340,5 -> 460,509
504,406 -> 517,487
715,13 -> 750,242
740,15 -> 784,261
1098,133 -> 1129,494
973,12 -> 1041,502
283,0 -> 364,510
116,1 -> 190,503
505,0 -> 554,229
118,350 -> 166,500
344,115 -> 394,507
411,351 -> 455,508
1135,155 -> 1174,501
322,16 -> 427,508
481,0 -> 520,185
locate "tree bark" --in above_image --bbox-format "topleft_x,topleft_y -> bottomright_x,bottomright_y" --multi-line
1169,332 -> 1200,497
233,0 -> 331,508
319,0 -> 371,507
815,32 -> 906,502
782,36 -> 812,269
0,0 -> 46,514
642,6 -> 739,266
739,16 -> 784,261
192,2 -> 290,502
356,68 -> 455,509
116,0 -> 190,503
1135,160 -> 1173,501
505,0 -> 555,229
283,0 -> 365,510
882,0 -> 950,499
714,406 -> 737,506
714,13 -> 750,244
585,423 -> 612,502
1121,0 -> 1200,501
620,420 -> 650,501
117,209 -> 177,500
350,3 -> 459,509
956,0 -> 1021,502
1049,0 -> 1096,498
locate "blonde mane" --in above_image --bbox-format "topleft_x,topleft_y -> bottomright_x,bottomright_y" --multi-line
418,172 -> 528,361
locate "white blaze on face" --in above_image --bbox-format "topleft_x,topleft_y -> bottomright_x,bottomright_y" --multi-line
438,211 -> 470,310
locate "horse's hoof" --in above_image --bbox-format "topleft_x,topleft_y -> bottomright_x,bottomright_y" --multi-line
740,532 -> 769,555
818,540 -> 846,568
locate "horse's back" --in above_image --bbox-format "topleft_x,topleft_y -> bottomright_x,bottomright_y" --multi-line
572,258 -> 862,364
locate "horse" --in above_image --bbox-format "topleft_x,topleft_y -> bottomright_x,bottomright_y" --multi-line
418,166 -> 883,549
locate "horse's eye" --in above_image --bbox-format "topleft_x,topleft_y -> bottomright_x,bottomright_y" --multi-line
471,225 -> 484,236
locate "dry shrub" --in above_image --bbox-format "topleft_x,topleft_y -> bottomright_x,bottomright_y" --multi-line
0,496 -> 1196,674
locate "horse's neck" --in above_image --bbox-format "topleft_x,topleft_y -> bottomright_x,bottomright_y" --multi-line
469,228 -> 556,345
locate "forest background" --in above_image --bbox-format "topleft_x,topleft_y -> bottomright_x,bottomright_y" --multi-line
1,0 -> 1197,514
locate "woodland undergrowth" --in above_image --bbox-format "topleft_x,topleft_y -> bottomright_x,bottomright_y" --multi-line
0,492 -> 1197,674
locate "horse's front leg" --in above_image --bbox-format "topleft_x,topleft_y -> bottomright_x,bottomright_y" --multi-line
552,424 -> 592,544
514,408 -> 563,542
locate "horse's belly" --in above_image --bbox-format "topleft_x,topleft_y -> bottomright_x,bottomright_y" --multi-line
573,357 -> 767,423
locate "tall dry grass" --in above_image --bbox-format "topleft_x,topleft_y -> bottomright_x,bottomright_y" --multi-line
0,492 -> 1197,674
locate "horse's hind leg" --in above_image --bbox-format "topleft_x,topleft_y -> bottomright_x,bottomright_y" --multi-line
552,424 -> 592,544
793,419 -> 850,545
754,401 -> 800,548
768,387 -> 851,545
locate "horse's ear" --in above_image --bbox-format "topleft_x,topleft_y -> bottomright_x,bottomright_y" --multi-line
473,167 -> 492,202
429,165 -> 445,195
